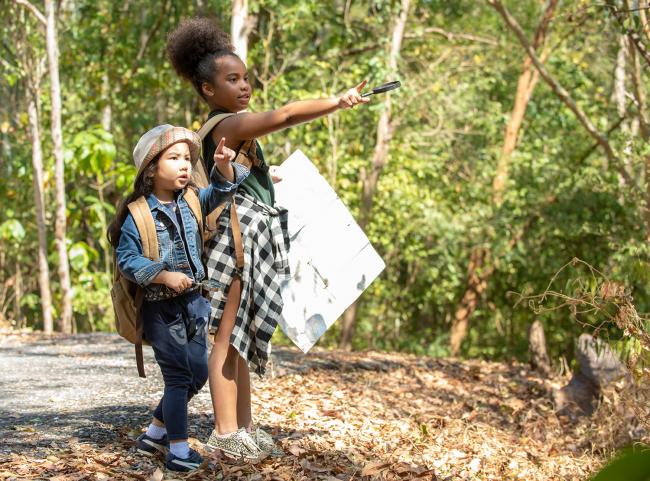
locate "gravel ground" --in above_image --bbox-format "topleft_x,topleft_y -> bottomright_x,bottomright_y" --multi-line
0,332 -> 204,456
0,331 -> 356,460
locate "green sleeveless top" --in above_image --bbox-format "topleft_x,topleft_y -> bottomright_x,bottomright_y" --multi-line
202,110 -> 275,206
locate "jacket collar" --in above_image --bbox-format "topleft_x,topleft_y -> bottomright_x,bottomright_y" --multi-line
146,190 -> 186,212
146,191 -> 188,233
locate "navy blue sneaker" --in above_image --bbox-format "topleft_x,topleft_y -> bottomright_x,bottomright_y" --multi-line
136,433 -> 169,456
166,448 -> 203,472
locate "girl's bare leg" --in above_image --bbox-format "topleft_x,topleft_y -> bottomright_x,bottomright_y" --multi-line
208,278 -> 242,434
236,355 -> 252,429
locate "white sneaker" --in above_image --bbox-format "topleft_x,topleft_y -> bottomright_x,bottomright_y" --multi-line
205,428 -> 266,463
251,427 -> 283,457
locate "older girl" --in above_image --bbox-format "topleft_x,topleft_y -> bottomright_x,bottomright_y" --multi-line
166,18 -> 368,462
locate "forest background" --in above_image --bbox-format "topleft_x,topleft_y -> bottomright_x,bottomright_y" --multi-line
1,0 -> 649,368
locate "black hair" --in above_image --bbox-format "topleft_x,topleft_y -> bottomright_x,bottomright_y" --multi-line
107,160 -> 158,249
166,17 -> 238,98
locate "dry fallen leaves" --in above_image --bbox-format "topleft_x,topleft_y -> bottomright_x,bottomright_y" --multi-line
2,343 -> 647,481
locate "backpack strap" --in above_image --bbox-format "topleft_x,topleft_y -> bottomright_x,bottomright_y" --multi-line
127,196 -> 159,261
195,113 -> 262,186
126,196 -> 158,379
230,198 -> 245,275
133,288 -> 145,378
194,113 -> 236,188
205,203 -> 228,242
198,113 -> 235,140
234,139 -> 259,170
183,189 -> 203,233
194,113 -> 252,260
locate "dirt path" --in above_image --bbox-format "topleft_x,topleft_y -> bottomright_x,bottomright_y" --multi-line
0,331 -> 604,480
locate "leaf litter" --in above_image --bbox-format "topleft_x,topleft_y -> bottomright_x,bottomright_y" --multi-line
0,331 -> 647,480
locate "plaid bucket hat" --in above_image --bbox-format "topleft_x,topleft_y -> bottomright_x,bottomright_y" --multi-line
132,124 -> 201,177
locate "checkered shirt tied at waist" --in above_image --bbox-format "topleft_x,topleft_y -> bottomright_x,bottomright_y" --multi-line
204,192 -> 290,376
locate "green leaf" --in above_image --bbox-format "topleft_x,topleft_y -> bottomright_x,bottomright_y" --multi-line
68,241 -> 93,271
0,220 -> 25,243
591,449 -> 650,481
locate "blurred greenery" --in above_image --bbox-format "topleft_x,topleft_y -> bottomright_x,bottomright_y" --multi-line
0,0 -> 648,364
591,448 -> 650,481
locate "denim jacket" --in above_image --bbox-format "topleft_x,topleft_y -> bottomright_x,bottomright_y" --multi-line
116,162 -> 249,301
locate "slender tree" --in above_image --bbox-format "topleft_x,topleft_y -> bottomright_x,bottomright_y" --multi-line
26,81 -> 54,334
13,1 -> 54,333
45,0 -> 73,332
450,0 -> 558,356
231,0 -> 250,63
339,0 -> 410,350
21,34 -> 54,334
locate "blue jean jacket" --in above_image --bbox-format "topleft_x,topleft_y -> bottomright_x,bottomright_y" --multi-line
116,163 -> 249,300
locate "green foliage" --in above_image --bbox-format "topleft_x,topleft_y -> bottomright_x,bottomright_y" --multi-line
0,220 -> 26,245
0,0 -> 648,364
591,448 -> 650,481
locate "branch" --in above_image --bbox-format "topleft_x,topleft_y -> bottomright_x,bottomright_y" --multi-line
532,0 -> 560,50
128,0 -> 170,77
606,0 -> 650,69
404,27 -> 498,45
336,43 -> 382,58
487,0 -> 637,189
576,106 -> 632,164
14,0 -> 46,25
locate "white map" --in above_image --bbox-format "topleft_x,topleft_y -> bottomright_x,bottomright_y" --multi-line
273,150 -> 385,352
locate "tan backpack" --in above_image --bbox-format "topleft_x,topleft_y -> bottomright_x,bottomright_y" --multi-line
194,113 -> 260,246
110,190 -> 204,378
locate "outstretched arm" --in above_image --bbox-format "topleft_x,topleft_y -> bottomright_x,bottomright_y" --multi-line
215,81 -> 370,144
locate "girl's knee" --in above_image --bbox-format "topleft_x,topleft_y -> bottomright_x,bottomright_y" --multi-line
194,360 -> 209,388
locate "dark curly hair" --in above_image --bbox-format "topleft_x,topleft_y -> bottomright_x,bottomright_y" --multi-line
166,17 -> 238,98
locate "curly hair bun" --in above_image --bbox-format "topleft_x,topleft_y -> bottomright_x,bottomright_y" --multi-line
166,17 -> 234,81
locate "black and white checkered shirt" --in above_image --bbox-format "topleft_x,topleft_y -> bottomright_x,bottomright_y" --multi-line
204,192 -> 290,377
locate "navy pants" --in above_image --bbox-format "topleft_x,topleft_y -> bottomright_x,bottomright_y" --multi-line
142,290 -> 211,441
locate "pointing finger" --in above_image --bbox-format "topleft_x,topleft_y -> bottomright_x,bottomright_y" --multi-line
216,137 -> 226,155
355,79 -> 368,93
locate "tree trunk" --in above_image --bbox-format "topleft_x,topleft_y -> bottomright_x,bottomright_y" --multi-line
640,1 -> 650,43
339,300 -> 360,351
528,320 -> 551,375
26,80 -> 54,334
489,0 -> 634,188
231,0 -> 249,63
451,0 -> 557,355
449,248 -> 493,355
339,0 -> 410,350
491,60 -> 539,203
613,35 -> 633,177
101,72 -> 112,132
627,13 -> 650,243
493,0 -> 557,204
14,259 -> 23,328
45,0 -> 73,333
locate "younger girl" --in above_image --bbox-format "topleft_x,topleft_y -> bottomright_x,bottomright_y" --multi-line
166,18 -> 370,462
107,125 -> 246,472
